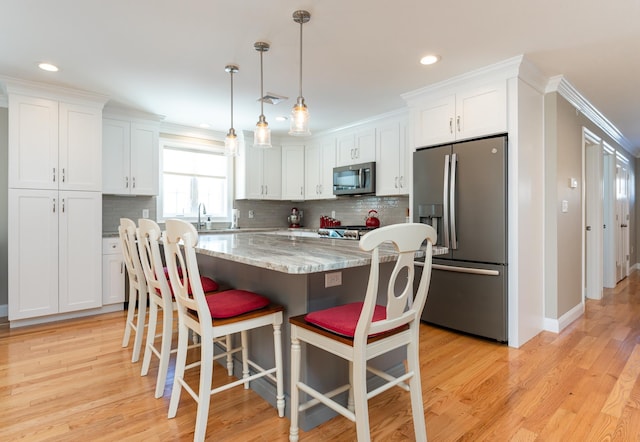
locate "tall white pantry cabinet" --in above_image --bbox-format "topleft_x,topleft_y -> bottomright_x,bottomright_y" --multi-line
6,83 -> 107,323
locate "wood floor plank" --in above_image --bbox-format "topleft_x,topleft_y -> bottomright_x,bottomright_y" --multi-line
4,271 -> 640,440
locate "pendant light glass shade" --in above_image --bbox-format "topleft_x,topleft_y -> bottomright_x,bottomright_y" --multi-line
289,10 -> 311,136
224,65 -> 239,156
254,42 -> 272,148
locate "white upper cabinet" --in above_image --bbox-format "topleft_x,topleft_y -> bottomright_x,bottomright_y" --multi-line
412,80 -> 507,147
375,119 -> 409,196
236,142 -> 282,200
102,118 -> 159,195
9,94 -> 103,191
336,127 -> 376,166
305,138 -> 336,200
281,145 -> 305,200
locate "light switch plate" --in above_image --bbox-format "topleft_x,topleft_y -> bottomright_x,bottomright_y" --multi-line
561,200 -> 569,213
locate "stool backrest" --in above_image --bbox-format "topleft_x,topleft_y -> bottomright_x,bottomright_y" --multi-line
163,219 -> 209,325
119,218 -> 146,293
137,219 -> 172,305
356,223 -> 436,342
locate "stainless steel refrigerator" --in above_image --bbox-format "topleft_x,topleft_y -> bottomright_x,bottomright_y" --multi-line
413,134 -> 507,342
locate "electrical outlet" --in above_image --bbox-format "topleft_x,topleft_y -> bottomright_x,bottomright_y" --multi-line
325,271 -> 342,288
248,210 -> 255,219
331,210 -> 336,218
142,209 -> 149,219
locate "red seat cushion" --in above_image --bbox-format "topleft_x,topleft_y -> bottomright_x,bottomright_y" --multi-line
304,302 -> 387,337
205,289 -> 270,319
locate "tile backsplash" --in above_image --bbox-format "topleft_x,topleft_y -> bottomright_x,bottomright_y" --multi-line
234,196 -> 409,229
102,195 -> 157,233
102,194 -> 410,232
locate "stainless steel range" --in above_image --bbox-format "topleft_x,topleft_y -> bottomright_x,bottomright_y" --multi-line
317,225 -> 378,240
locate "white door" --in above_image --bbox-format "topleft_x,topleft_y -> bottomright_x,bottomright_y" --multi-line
616,161 -> 630,282
584,137 -> 603,300
602,150 -> 616,288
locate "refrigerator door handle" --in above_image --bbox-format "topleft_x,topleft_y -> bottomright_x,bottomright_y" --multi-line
442,154 -> 450,248
432,263 -> 500,276
450,152 -> 458,249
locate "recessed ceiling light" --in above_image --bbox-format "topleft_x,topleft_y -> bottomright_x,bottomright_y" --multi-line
199,123 -> 211,128
420,54 -> 440,66
275,116 -> 288,122
38,62 -> 59,72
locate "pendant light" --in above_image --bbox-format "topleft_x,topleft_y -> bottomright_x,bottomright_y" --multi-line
224,64 -> 239,156
289,10 -> 311,136
254,41 -> 271,148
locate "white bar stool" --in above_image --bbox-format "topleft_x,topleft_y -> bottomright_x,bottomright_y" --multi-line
163,219 -> 285,442
119,218 -> 147,363
288,223 -> 437,441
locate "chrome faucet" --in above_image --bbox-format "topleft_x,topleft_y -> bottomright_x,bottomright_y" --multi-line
197,203 -> 206,230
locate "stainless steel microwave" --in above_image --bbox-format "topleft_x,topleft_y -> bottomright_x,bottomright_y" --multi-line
333,162 -> 376,196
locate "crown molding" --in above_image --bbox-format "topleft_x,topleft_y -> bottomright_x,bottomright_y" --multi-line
546,75 -> 637,157
0,75 -> 109,107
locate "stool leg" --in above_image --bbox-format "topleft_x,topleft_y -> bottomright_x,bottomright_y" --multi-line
273,322 -> 285,417
154,306 -> 173,398
131,287 -> 147,363
347,360 -> 355,412
225,334 -> 233,376
289,330 -> 301,442
194,334 -> 214,442
140,299 -> 158,377
122,284 -> 137,348
352,358 -> 371,442
168,322 -> 189,419
407,334 -> 427,441
241,330 -> 249,389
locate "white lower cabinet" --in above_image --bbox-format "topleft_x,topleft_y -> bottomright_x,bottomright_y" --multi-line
8,189 -> 102,320
102,238 -> 125,305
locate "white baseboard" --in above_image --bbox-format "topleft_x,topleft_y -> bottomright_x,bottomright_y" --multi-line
0,304 -> 7,317
543,301 -> 584,333
7,304 -> 124,328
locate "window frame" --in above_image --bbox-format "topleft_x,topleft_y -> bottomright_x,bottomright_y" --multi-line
157,136 -> 233,224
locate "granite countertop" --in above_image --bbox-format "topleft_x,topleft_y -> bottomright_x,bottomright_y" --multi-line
194,230 -> 447,275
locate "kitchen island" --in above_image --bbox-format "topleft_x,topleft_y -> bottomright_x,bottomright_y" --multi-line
193,229 -> 445,430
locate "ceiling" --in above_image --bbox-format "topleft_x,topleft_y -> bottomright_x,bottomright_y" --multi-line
1,1 -> 639,155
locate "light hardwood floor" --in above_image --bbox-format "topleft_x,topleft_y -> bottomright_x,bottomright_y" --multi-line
3,272 -> 640,441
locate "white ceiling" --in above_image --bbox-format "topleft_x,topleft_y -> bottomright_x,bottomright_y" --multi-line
1,1 -> 639,155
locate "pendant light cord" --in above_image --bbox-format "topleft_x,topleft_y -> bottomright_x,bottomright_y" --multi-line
260,49 -> 265,118
230,69 -> 234,129
298,19 -> 303,99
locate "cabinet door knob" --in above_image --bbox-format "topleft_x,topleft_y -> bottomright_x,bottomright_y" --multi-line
53,167 -> 56,182
125,176 -> 129,188
62,168 -> 65,183
456,115 -> 461,132
132,177 -> 136,188
449,118 -> 453,134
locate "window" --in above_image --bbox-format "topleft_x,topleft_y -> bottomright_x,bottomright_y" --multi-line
158,137 -> 233,222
